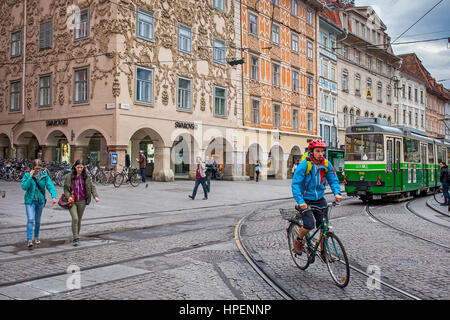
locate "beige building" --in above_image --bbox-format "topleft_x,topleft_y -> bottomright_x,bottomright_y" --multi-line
0,0 -> 324,182
333,5 -> 401,146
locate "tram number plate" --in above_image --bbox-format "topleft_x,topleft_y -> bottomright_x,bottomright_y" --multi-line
373,195 -> 382,199
357,191 -> 366,195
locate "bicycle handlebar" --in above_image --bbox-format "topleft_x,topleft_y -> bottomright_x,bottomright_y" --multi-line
295,200 -> 340,213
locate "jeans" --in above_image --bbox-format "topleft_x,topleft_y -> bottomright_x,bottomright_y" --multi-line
25,200 -> 44,242
205,172 -> 211,192
69,201 -> 87,239
442,182 -> 450,204
255,171 -> 260,182
192,178 -> 208,199
140,168 -> 146,183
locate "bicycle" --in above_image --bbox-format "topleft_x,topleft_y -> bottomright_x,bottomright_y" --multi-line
113,167 -> 141,188
280,201 -> 350,288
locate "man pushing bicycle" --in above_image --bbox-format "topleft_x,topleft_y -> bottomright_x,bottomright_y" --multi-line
291,139 -> 343,253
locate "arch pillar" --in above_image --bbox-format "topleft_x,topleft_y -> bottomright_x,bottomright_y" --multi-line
15,145 -> 26,161
153,146 -> 174,182
42,146 -> 56,163
71,145 -> 87,163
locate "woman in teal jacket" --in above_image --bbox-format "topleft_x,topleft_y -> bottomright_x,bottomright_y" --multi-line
21,159 -> 57,248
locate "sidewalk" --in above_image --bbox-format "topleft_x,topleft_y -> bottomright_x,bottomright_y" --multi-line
0,179 -> 345,230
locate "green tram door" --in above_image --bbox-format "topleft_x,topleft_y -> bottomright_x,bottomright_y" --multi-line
420,144 -> 427,189
386,137 -> 402,192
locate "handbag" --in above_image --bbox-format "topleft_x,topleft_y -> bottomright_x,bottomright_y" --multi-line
58,193 -> 74,209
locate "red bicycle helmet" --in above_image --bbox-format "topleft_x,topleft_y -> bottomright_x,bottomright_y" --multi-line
308,139 -> 327,151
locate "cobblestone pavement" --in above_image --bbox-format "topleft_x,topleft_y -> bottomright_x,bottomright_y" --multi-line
240,194 -> 450,300
1,178 -> 448,300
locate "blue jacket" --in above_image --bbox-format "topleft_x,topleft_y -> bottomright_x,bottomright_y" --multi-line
21,172 -> 57,205
291,157 -> 341,205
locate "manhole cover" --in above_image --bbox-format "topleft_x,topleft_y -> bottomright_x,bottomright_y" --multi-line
386,258 -> 420,266
195,250 -> 236,263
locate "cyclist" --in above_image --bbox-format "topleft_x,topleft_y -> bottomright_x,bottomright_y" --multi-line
291,139 -> 342,254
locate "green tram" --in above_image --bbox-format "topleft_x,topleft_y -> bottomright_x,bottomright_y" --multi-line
344,118 -> 450,202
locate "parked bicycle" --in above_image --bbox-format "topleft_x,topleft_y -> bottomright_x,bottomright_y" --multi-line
280,200 -> 350,288
113,167 -> 141,188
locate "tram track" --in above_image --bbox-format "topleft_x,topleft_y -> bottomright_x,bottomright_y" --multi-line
234,197 -> 421,300
365,200 -> 450,250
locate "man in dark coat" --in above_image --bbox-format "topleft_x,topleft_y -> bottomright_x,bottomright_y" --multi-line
439,162 -> 449,205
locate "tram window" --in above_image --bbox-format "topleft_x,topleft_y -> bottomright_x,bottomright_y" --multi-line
345,134 -> 384,161
437,146 -> 443,164
428,144 -> 434,164
403,138 -> 420,163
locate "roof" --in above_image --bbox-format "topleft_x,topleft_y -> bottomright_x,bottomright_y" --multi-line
398,53 -> 450,100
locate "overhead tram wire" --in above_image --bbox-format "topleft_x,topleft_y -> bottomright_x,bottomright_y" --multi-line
391,0 -> 445,45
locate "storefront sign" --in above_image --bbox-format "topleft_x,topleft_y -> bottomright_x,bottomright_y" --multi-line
351,126 -> 374,133
46,119 -> 68,127
119,103 -> 130,110
175,121 -> 197,129
110,153 -> 118,166
105,103 -> 115,109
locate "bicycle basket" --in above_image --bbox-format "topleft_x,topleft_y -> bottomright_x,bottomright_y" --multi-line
279,208 -> 299,221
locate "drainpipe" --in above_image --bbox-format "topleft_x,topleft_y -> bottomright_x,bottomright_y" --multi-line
239,0 -> 245,127
22,0 -> 26,117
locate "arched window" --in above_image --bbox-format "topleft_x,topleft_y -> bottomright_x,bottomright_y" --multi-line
342,70 -> 348,90
364,111 -> 369,118
388,116 -> 392,125
387,85 -> 392,104
370,112 -> 374,117
355,74 -> 361,94
350,109 -> 355,125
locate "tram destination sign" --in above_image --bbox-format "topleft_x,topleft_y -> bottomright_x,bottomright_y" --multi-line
351,126 -> 374,133
46,119 -> 68,127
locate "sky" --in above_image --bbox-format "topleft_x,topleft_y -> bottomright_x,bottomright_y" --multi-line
355,0 -> 450,88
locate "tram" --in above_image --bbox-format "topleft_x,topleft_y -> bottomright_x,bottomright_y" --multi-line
344,118 -> 450,202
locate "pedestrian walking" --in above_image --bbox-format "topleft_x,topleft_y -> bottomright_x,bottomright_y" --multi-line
21,159 -> 57,248
254,160 -> 261,182
211,156 -> 218,180
205,155 -> 213,193
125,152 -> 131,170
439,161 -> 449,205
137,150 -> 147,183
188,157 -> 208,200
64,160 -> 99,246
291,159 -> 300,176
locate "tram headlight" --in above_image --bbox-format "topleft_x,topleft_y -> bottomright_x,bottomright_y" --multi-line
376,175 -> 382,185
360,175 -> 364,181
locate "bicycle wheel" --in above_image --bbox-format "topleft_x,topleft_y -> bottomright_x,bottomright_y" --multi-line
113,173 -> 124,188
129,173 -> 141,187
324,232 -> 350,288
287,223 -> 309,270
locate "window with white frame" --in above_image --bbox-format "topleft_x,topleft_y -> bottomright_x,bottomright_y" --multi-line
74,68 -> 88,104
252,100 -> 259,124
331,97 -> 336,113
272,24 -> 279,44
307,76 -> 313,95
307,41 -> 313,60
9,81 -> 21,112
273,104 -> 281,128
342,70 -> 348,91
74,9 -> 89,41
366,55 -> 371,70
10,30 -> 22,57
323,59 -> 329,79
292,70 -> 299,92
136,67 -> 153,104
250,56 -> 259,80
273,63 -> 280,86
307,9 -> 313,25
307,112 -> 313,132
177,77 -> 192,110
39,75 -> 52,107
214,38 -> 226,64
293,108 -> 299,129
214,0 -> 225,12
355,50 -> 360,64
292,33 -> 299,52
178,25 -> 192,54
331,64 -> 336,82
377,82 -> 382,101
387,86 -> 391,104
355,74 -> 360,94
137,8 -> 154,41
342,45 -> 348,59
214,86 -> 226,116
376,60 -> 382,73
249,13 -> 258,35
291,0 -> 298,16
